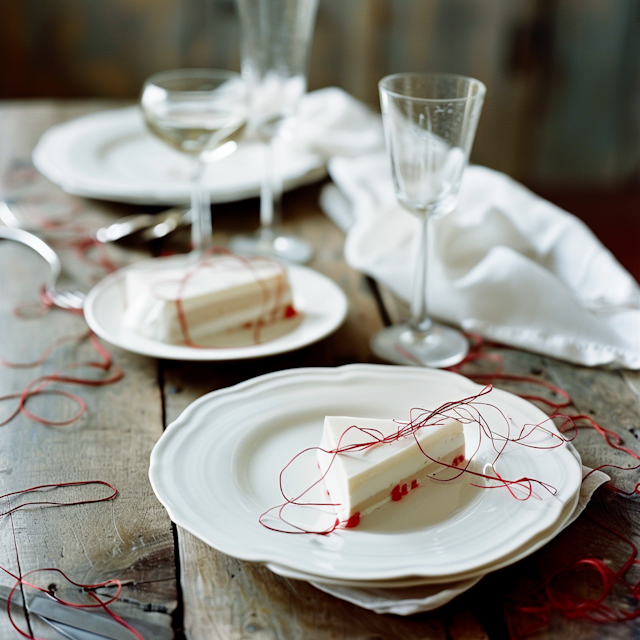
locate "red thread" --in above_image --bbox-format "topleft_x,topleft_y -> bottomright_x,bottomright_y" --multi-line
0,213 -> 123,428
449,335 -> 640,634
448,335 -> 640,491
511,514 -> 640,636
0,326 -> 123,427
259,386 -> 562,534
157,249 -> 296,348
0,481 -> 144,640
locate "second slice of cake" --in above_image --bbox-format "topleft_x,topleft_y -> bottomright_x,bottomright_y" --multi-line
318,415 -> 465,526
121,254 -> 300,345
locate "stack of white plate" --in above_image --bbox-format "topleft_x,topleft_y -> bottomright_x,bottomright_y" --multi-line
149,365 -> 584,615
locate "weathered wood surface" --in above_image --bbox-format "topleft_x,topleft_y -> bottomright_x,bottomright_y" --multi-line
0,101 -> 176,639
0,101 -> 639,640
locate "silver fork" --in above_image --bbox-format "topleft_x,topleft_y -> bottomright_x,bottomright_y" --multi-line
0,225 -> 85,310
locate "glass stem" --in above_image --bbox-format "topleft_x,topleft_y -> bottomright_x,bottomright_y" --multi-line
259,135 -> 283,242
190,157 -> 212,255
409,214 -> 433,334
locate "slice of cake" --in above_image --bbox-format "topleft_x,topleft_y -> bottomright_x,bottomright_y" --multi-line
317,415 -> 465,527
121,254 -> 299,345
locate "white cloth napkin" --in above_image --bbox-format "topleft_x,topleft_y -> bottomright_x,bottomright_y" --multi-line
304,88 -> 640,368
296,87 -> 386,159
309,464 -> 609,616
325,155 -> 640,368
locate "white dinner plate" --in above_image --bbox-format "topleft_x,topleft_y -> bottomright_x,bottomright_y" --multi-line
84,255 -> 348,361
267,481 -> 581,587
32,107 -> 327,205
149,365 -> 583,581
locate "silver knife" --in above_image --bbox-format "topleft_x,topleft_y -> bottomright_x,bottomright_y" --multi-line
0,585 -> 172,640
38,615 -> 113,640
95,208 -> 190,243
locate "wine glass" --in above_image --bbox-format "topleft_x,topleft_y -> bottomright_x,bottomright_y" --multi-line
229,0 -> 319,264
141,69 -> 247,255
370,73 -> 486,368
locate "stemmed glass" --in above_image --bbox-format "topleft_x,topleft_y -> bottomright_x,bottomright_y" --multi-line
229,0 -> 319,264
370,73 -> 486,368
141,69 -> 247,255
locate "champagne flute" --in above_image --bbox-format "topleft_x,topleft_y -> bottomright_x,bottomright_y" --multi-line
371,73 -> 486,368
141,69 -> 247,255
229,0 -> 319,264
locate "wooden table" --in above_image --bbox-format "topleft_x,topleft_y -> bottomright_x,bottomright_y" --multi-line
0,101 -> 639,640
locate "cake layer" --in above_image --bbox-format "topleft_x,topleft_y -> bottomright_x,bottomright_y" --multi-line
121,254 -> 297,345
318,415 -> 465,524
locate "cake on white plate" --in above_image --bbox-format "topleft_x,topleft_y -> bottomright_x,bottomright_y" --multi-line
121,253 -> 301,347
317,415 -> 465,528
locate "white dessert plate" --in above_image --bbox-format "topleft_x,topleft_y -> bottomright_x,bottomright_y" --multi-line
149,364 -> 583,581
32,107 -> 327,205
84,256 -> 348,361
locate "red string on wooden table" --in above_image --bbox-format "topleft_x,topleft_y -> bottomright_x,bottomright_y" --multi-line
0,313 -> 123,427
0,176 -> 140,638
448,334 -> 640,635
0,213 -> 123,428
448,334 -> 640,491
0,481 -> 144,640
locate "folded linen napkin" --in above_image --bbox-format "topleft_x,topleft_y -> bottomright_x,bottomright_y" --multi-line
310,464 -> 609,616
322,151 -> 640,369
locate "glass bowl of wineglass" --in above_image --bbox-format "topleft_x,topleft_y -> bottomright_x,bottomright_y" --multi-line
370,72 -> 486,368
141,69 -> 248,254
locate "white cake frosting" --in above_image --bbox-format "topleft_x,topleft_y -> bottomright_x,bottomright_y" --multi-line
121,254 -> 299,345
318,415 -> 465,526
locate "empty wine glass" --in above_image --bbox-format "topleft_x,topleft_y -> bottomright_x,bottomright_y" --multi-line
229,0 -> 319,264
370,73 -> 486,368
141,69 -> 247,255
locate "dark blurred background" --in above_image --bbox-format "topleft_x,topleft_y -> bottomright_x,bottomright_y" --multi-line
1,0 -> 639,277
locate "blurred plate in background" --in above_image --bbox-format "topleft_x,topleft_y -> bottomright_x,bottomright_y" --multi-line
33,107 -> 327,206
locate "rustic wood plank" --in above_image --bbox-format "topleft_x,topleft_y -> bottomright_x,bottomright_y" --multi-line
0,102 -> 176,638
178,529 -> 448,640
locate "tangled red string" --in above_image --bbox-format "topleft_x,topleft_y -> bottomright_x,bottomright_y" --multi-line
449,335 -> 640,634
0,218 -> 124,428
169,249 -> 294,348
0,481 -> 144,640
449,334 -> 640,490
0,318 -> 123,427
260,385 -> 564,534
511,513 -> 640,635
0,183 -> 139,638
